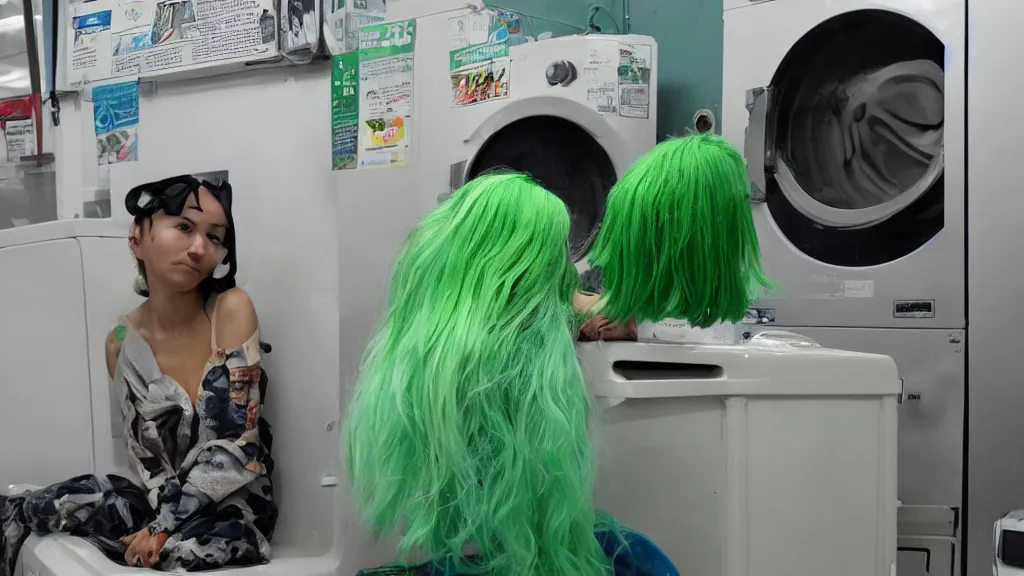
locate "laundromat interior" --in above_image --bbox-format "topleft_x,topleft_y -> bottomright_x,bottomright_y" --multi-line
0,0 -> 1017,574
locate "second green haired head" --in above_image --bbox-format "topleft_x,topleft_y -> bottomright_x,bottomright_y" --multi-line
588,134 -> 776,327
345,172 -> 611,576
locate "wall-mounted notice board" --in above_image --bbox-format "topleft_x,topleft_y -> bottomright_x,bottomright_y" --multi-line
63,0 -> 280,88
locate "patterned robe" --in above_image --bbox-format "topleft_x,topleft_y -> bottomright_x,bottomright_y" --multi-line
0,321 -> 277,576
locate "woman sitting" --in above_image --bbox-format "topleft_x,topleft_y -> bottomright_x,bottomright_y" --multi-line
0,175 -> 276,575
345,172 -> 677,576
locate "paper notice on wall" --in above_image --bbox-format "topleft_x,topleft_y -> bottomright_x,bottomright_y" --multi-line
343,12 -> 384,52
323,0 -> 344,53
93,81 -> 139,165
111,1 -> 153,34
617,42 -> 652,119
322,0 -> 387,55
585,40 -> 618,114
66,0 -> 278,87
331,51 -> 358,170
355,19 -> 415,169
448,10 -> 510,107
0,95 -> 39,162
71,10 -> 111,73
281,0 -> 321,56
2,119 -> 36,162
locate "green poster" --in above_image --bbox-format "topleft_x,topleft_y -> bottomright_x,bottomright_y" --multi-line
331,19 -> 416,170
447,11 -> 511,107
331,51 -> 359,170
354,19 -> 416,168
358,19 -> 416,57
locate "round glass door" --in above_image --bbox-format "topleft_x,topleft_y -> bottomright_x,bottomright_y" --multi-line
469,116 -> 617,262
762,9 -> 945,267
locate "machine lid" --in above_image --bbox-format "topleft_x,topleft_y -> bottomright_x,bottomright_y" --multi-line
576,341 -> 900,399
468,115 -> 618,262
0,218 -> 127,249
755,9 -> 946,267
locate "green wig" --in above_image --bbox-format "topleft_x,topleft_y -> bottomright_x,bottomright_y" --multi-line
344,173 -> 612,576
587,134 -> 776,327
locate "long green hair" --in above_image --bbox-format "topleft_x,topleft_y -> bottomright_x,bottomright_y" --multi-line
345,173 -> 611,576
588,134 -> 776,327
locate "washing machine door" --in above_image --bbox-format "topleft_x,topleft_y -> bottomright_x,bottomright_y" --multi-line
745,10 -> 945,267
451,115 -> 618,262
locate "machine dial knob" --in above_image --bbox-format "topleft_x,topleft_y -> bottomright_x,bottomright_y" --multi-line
545,60 -> 578,87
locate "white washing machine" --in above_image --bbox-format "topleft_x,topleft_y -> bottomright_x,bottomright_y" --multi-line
580,336 -> 900,576
740,325 -> 963,576
0,219 -> 138,490
723,3 -> 965,573
445,29 -> 658,263
721,0 -> 965,330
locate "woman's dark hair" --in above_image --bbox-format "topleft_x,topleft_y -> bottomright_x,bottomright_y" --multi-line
125,174 -> 237,303
578,266 -> 604,294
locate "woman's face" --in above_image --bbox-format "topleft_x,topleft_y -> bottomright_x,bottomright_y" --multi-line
131,186 -> 229,293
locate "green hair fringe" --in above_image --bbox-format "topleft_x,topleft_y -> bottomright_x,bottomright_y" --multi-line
344,172 -> 614,576
587,134 -> 776,327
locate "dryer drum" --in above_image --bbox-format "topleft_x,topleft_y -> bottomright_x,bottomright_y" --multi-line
754,9 -> 946,267
778,59 -> 944,229
467,116 -> 618,262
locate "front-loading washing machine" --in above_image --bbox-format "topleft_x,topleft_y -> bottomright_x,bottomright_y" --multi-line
740,324 -> 963,576
722,1 -> 965,574
445,28 -> 658,264
721,0 -> 964,330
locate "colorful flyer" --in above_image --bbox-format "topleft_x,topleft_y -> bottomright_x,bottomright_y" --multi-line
617,43 -> 653,119
331,51 -> 359,170
447,10 -> 513,107
92,81 -> 139,165
353,19 -> 415,168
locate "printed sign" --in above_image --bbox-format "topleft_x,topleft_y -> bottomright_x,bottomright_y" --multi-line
447,10 -> 513,107
617,42 -> 652,119
331,19 -> 415,170
93,81 -> 139,165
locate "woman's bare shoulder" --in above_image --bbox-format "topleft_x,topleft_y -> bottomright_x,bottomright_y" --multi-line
214,287 -> 259,350
105,329 -> 122,379
105,305 -> 143,378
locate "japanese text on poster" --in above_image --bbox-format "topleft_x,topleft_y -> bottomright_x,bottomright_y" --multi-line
66,0 -> 278,87
93,81 -> 139,165
331,19 -> 415,170
584,40 -> 619,114
331,51 -> 359,170
447,9 -> 515,107
617,43 -> 652,119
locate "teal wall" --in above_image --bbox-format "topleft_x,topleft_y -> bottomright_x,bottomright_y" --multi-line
485,0 -> 724,140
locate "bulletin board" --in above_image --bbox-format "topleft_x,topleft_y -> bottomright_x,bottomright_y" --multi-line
63,0 -> 280,87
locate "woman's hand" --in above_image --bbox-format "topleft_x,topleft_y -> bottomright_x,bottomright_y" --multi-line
579,315 -> 638,342
579,314 -> 612,341
122,528 -> 169,568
